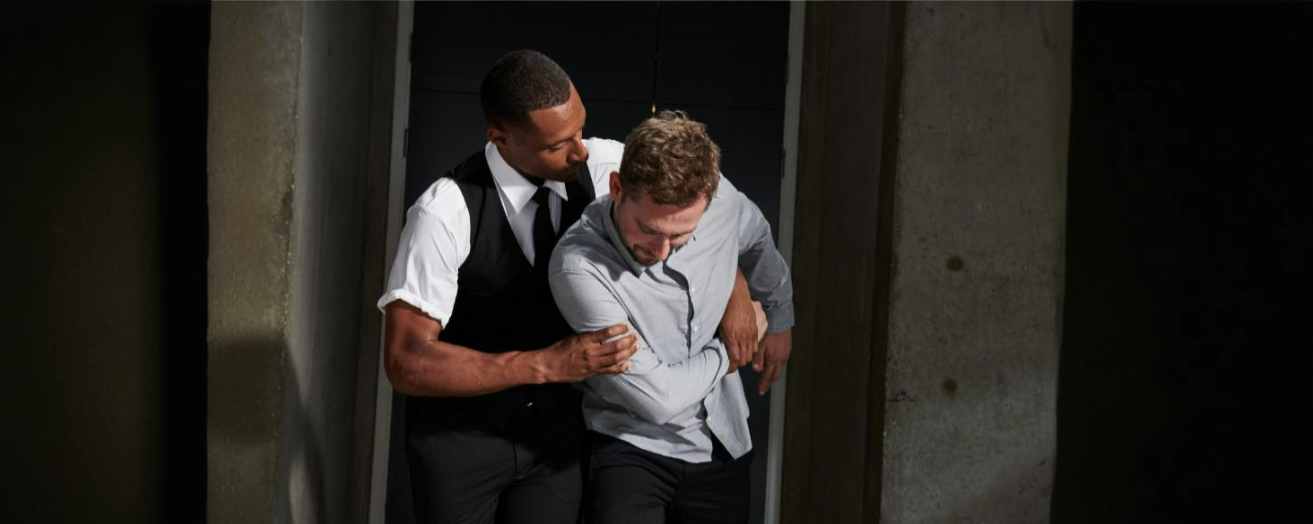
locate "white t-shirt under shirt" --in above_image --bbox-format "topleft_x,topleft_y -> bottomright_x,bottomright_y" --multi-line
377,138 -> 623,327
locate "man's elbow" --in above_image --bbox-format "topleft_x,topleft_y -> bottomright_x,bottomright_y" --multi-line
383,348 -> 424,396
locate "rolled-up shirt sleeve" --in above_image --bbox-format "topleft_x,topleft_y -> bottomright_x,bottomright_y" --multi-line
376,179 -> 469,327
728,182 -> 795,332
549,266 -> 729,426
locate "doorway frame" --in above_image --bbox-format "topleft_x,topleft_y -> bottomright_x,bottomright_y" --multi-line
367,2 -> 414,523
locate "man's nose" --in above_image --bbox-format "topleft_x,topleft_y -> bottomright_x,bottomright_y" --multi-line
567,137 -> 588,164
652,237 -> 672,261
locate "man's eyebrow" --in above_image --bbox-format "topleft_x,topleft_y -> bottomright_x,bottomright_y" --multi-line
544,135 -> 572,149
637,220 -> 695,237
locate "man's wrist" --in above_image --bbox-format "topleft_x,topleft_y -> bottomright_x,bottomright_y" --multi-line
763,302 -> 795,333
511,349 -> 553,385
716,342 -> 734,376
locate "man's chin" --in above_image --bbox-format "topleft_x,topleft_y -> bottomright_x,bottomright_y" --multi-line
632,251 -> 659,266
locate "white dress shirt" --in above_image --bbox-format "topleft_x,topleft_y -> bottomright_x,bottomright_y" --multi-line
377,138 -> 623,327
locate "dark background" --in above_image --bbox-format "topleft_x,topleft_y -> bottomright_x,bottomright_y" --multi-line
1,2 -> 1308,522
1,1 -> 209,522
1053,4 -> 1312,522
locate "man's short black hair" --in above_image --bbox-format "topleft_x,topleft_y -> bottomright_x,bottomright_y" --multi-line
480,49 -> 573,128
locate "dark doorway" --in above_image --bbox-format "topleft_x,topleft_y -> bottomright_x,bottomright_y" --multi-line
1053,4 -> 1312,522
2,2 -> 209,522
389,3 -> 790,523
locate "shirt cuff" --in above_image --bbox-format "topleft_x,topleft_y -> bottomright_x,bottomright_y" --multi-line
377,289 -> 453,328
764,302 -> 795,333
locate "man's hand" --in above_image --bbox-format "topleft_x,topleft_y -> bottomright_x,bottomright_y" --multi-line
753,301 -> 768,341
720,271 -> 758,372
729,301 -> 768,377
752,329 -> 792,396
537,324 -> 639,383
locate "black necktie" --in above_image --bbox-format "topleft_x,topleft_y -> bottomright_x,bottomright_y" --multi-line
532,186 -> 556,276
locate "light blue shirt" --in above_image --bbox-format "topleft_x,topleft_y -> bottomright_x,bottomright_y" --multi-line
548,176 -> 794,463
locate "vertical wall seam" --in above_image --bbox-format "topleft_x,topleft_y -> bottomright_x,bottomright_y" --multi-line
863,2 -> 908,522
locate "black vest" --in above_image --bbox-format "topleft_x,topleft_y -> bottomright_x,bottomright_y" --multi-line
407,152 -> 596,450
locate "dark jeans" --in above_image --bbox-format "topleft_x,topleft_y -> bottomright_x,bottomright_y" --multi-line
408,424 -> 582,524
586,432 -> 750,524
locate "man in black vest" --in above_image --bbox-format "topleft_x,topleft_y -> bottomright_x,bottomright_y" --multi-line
378,50 -> 762,524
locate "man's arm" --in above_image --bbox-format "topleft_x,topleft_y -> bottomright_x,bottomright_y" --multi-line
378,180 -> 637,397
719,271 -> 763,371
383,301 -> 637,397
729,181 -> 796,395
550,268 -> 729,425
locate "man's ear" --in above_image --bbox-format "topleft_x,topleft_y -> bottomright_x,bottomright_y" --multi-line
487,123 -> 509,148
609,171 -> 622,201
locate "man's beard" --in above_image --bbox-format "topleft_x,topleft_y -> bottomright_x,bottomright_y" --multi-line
629,244 -> 660,266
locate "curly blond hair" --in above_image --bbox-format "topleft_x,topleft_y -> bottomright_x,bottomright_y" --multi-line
618,110 -> 721,206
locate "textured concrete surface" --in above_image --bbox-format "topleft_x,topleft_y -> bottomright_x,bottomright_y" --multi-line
207,3 -> 302,522
278,3 -> 375,524
880,3 -> 1070,523
209,3 -> 381,522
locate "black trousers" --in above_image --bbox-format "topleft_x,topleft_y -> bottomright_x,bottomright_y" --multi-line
586,432 -> 750,524
408,423 -> 583,524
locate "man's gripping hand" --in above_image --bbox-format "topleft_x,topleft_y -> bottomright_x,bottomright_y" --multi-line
720,271 -> 762,372
752,328 -> 792,396
535,324 -> 639,383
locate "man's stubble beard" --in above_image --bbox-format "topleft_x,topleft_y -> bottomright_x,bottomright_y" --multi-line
630,244 -> 659,266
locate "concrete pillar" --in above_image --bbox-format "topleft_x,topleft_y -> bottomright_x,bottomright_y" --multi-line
879,3 -> 1070,523
281,3 -> 378,524
208,3 -> 301,521
208,3 -> 388,522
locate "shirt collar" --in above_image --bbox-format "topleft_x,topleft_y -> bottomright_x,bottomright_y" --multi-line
601,196 -> 648,277
485,142 -> 569,214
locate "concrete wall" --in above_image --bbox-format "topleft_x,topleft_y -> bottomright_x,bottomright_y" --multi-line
879,3 -> 1070,523
208,3 -> 386,522
279,3 -> 378,524
208,3 -> 301,521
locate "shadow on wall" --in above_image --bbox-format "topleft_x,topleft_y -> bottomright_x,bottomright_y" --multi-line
207,334 -> 320,523
209,336 -> 287,447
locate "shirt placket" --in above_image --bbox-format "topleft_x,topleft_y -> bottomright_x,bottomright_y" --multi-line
660,261 -> 696,356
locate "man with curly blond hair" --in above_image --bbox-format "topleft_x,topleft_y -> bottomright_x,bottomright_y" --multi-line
550,111 -> 795,524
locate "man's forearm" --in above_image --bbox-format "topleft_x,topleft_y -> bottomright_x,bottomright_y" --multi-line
588,342 -> 728,425
735,194 -> 796,333
550,268 -> 730,423
386,337 -> 548,397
